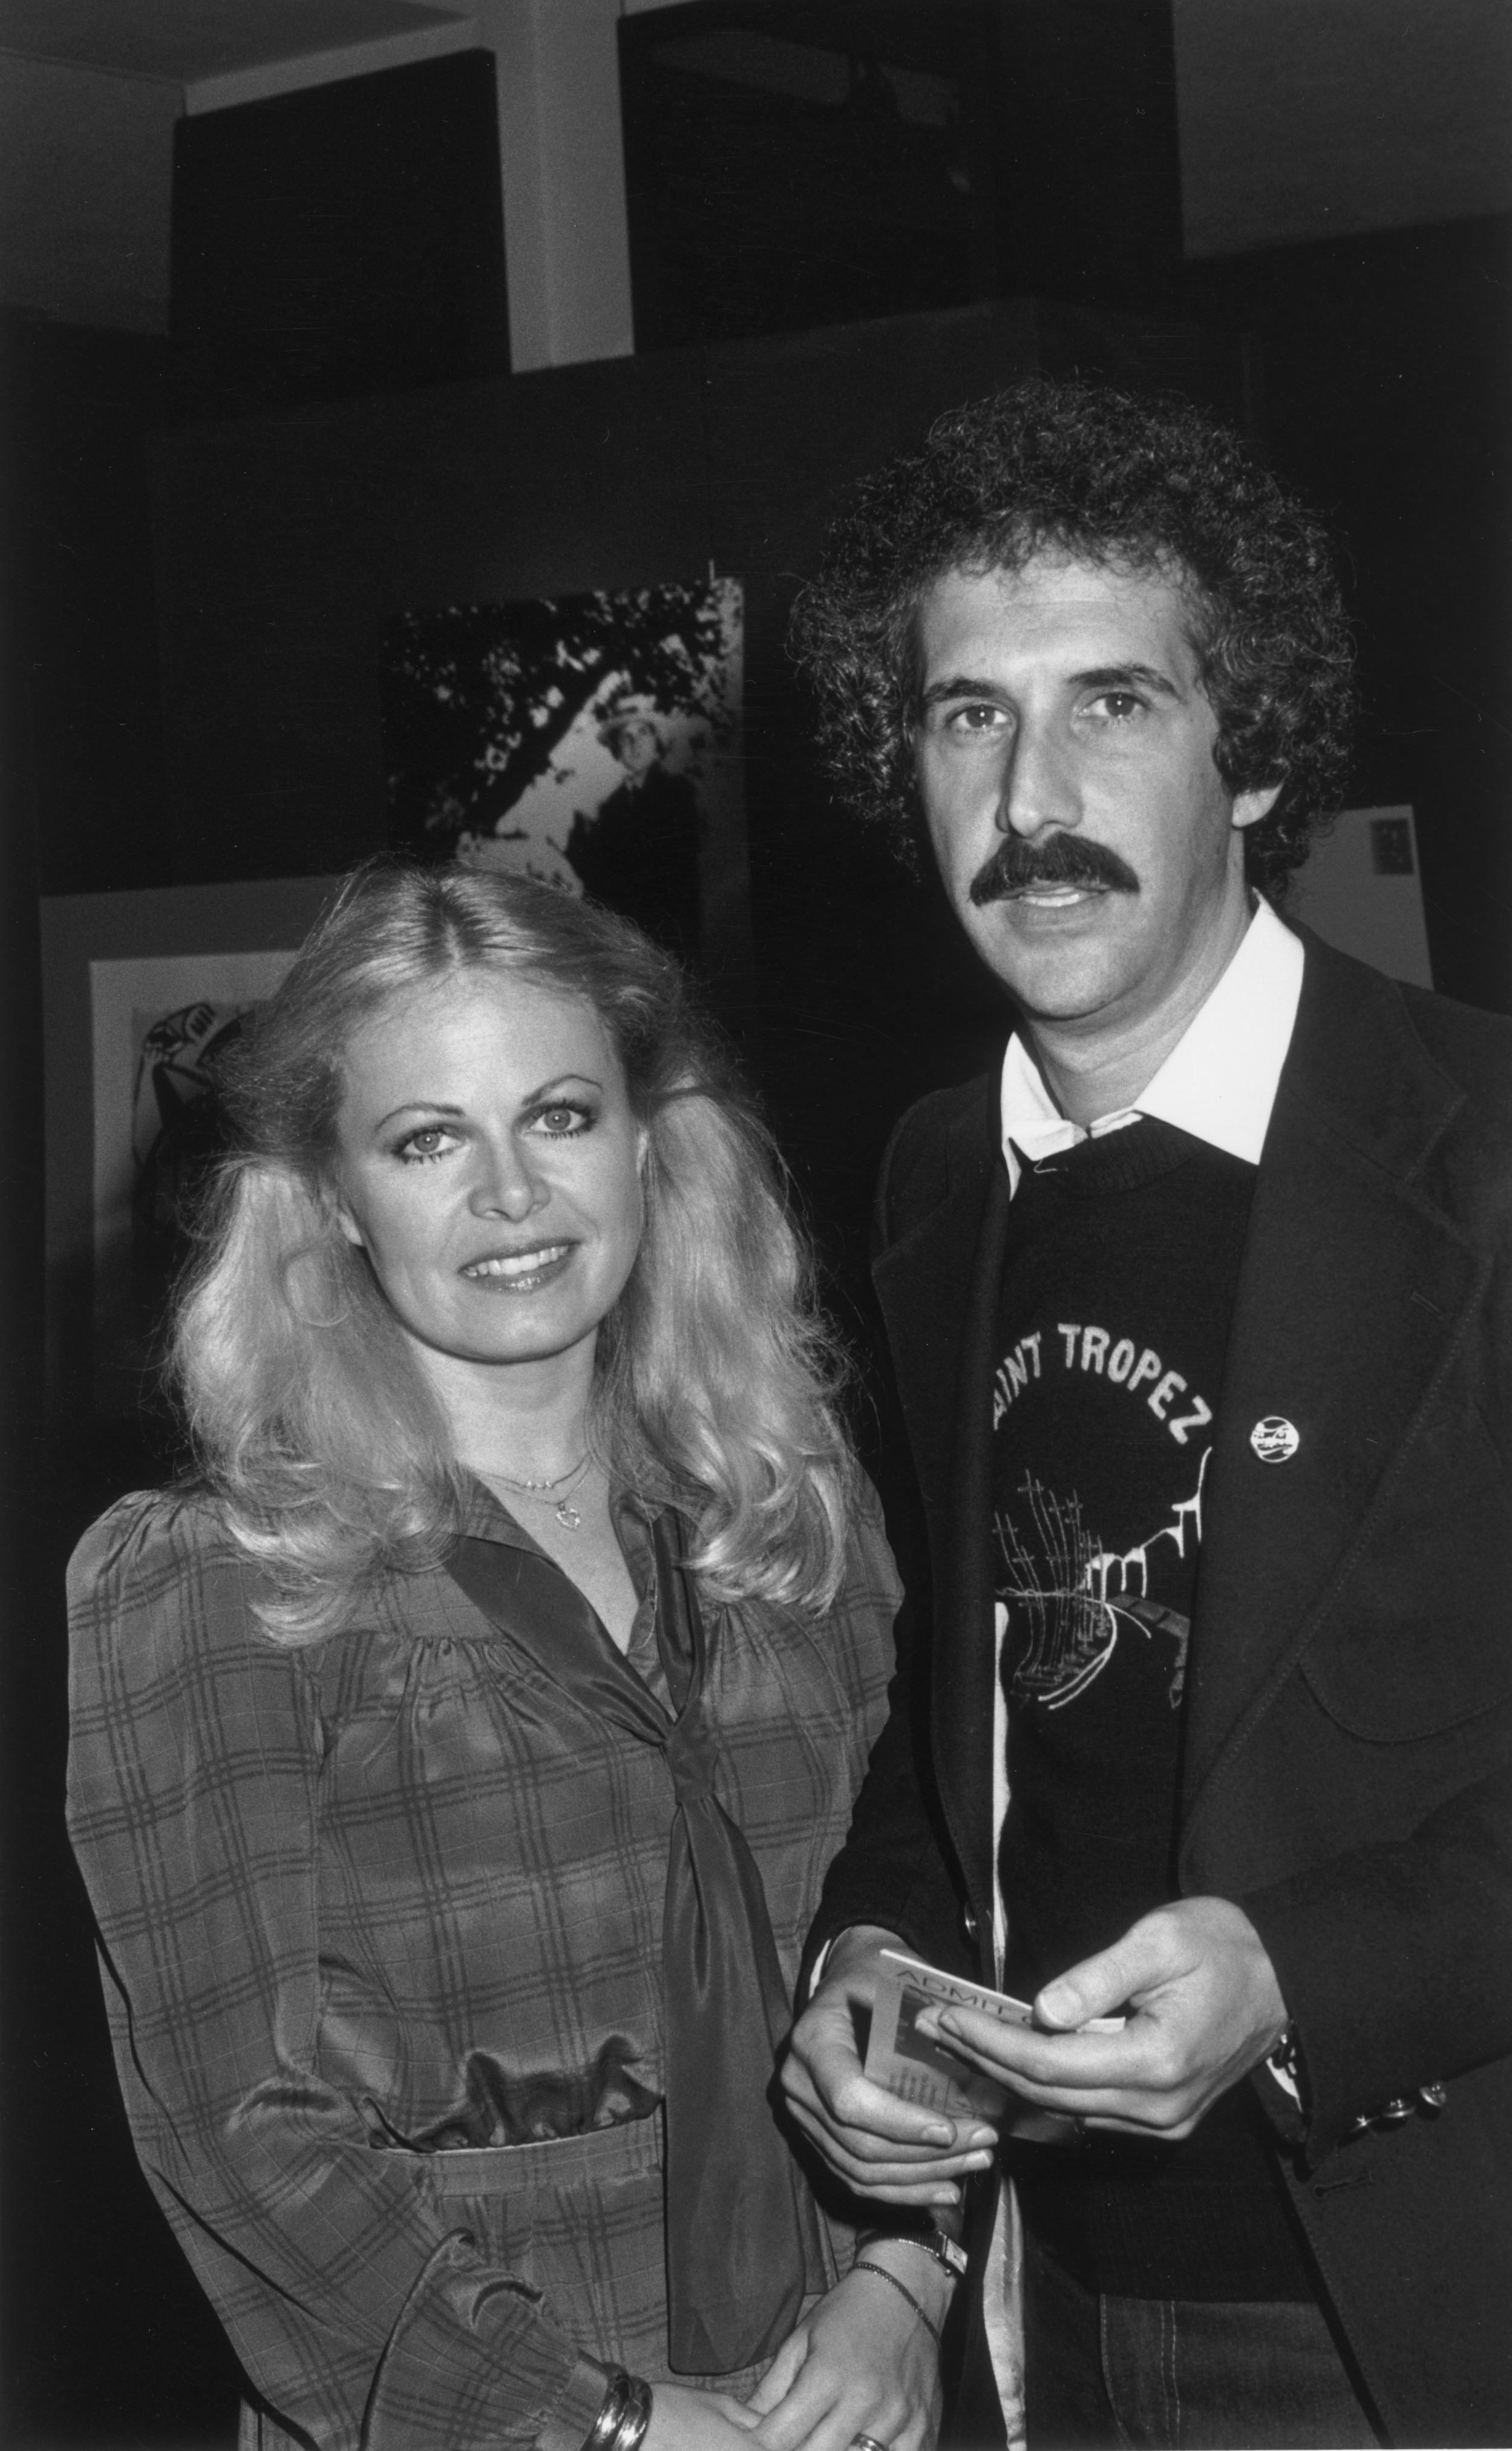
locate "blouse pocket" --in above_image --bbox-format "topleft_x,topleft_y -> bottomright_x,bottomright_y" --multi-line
402,2141 -> 542,2300
413,2116 -> 675,2377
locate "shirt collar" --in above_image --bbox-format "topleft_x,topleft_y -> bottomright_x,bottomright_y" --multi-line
998,898 -> 1304,1195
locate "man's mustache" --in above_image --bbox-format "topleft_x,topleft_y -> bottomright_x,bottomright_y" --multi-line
968,833 -> 1141,906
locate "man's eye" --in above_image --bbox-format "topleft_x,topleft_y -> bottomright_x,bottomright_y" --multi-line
944,703 -> 1007,735
1089,691 -> 1144,721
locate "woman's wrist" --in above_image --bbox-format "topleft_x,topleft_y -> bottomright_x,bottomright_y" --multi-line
848,2233 -> 957,2332
584,2367 -> 653,2451
537,2358 -> 652,2451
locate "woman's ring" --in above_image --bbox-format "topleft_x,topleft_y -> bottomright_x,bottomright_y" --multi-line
851,2436 -> 892,2450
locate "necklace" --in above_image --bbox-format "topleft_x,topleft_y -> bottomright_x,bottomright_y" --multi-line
480,1453 -> 592,1532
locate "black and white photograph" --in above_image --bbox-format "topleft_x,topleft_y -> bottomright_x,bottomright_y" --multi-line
381,577 -> 746,980
39,876 -> 343,1434
4,6 -> 1510,2451
95,959 -> 288,1396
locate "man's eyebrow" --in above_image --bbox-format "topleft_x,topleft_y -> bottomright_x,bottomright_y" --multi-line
1072,663 -> 1182,698
916,674 -> 1005,709
916,661 -> 1183,709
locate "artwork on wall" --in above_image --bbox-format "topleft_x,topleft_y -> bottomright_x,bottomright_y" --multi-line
41,877 -> 342,1423
379,577 -> 751,1001
90,951 -> 296,1404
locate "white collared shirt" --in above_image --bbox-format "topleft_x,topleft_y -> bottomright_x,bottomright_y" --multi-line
998,899 -> 1306,1193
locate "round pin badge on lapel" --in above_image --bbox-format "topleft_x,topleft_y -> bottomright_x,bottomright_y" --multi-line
1251,1416 -> 1300,1463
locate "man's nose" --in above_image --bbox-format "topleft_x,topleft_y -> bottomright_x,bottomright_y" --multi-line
468,1138 -> 549,1219
996,718 -> 1078,839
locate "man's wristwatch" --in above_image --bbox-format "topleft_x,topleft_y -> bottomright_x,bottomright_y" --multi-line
857,2223 -> 968,2280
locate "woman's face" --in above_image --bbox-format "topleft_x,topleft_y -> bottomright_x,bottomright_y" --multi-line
332,969 -> 646,1385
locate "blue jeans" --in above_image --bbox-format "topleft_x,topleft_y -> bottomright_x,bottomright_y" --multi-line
1023,2233 -> 1382,2449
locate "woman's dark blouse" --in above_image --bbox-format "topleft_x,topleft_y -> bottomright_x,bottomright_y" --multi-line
67,1476 -> 897,2451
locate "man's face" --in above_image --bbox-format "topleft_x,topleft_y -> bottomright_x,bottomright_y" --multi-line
912,553 -> 1280,1042
615,718 -> 661,778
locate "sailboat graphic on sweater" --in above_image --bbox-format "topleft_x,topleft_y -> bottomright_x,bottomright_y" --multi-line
986,1115 -> 1312,2302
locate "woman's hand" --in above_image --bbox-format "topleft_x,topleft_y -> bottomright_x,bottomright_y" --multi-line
644,2381 -> 764,2448
742,2257 -> 947,2451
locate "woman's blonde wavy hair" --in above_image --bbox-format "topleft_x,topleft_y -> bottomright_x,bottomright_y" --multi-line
172,864 -> 857,1644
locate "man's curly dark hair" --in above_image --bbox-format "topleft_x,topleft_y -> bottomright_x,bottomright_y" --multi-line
788,378 -> 1355,898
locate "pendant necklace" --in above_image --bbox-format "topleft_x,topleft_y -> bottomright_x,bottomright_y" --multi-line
482,1453 -> 592,1532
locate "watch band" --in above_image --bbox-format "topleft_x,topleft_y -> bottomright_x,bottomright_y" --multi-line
856,2224 -> 968,2280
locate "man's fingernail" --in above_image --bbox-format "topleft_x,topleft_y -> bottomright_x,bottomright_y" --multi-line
931,2185 -> 961,2207
1039,1983 -> 1078,2022
923,2122 -> 954,2145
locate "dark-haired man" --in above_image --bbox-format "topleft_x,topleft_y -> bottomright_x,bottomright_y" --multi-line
780,382 -> 1512,2450
567,695 -> 704,964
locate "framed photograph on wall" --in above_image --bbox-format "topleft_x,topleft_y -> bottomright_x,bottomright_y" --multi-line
379,576 -> 752,1009
41,876 -> 342,1425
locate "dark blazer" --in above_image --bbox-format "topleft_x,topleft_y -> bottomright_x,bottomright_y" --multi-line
811,934 -> 1512,2447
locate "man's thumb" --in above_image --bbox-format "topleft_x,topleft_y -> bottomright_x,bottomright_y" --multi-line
1036,1937 -> 1144,2027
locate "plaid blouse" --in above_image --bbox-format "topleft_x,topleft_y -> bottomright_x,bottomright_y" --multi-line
67,1475 -> 898,2451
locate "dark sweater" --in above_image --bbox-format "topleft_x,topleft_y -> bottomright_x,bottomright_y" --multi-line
992,1119 -> 1313,2300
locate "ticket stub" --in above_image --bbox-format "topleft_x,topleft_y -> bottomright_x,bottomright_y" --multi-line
863,1963 -> 1010,2121
862,1951 -> 1126,2127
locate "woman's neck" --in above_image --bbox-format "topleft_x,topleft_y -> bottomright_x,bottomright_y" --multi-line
410,1335 -> 598,1486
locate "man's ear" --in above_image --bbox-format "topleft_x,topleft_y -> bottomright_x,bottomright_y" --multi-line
1232,780 -> 1284,832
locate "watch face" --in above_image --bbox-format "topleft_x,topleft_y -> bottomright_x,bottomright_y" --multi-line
929,2227 -> 970,2276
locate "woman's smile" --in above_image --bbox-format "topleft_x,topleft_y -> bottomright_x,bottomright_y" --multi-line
459,1239 -> 577,1289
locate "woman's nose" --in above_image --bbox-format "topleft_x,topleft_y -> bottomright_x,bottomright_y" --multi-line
467,1138 -> 548,1219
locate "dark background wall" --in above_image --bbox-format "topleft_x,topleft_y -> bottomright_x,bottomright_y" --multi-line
2,6 -> 1509,2441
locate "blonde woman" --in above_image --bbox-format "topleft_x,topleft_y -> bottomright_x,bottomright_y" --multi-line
67,867 -> 951,2451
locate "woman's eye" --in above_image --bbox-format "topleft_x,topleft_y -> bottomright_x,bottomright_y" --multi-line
532,1103 -> 591,1138
395,1125 -> 461,1164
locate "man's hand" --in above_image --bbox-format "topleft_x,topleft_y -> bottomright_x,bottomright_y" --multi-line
925,1897 -> 1288,2141
780,1927 -> 998,2207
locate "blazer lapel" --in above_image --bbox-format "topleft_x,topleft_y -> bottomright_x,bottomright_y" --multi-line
874,1090 -> 1008,1939
1181,944 -> 1487,1852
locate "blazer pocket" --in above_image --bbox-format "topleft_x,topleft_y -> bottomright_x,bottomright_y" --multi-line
1301,1403 -> 1511,1740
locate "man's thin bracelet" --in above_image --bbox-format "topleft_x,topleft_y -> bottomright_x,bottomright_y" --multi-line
584,2369 -> 652,2451
851,2258 -> 944,2346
